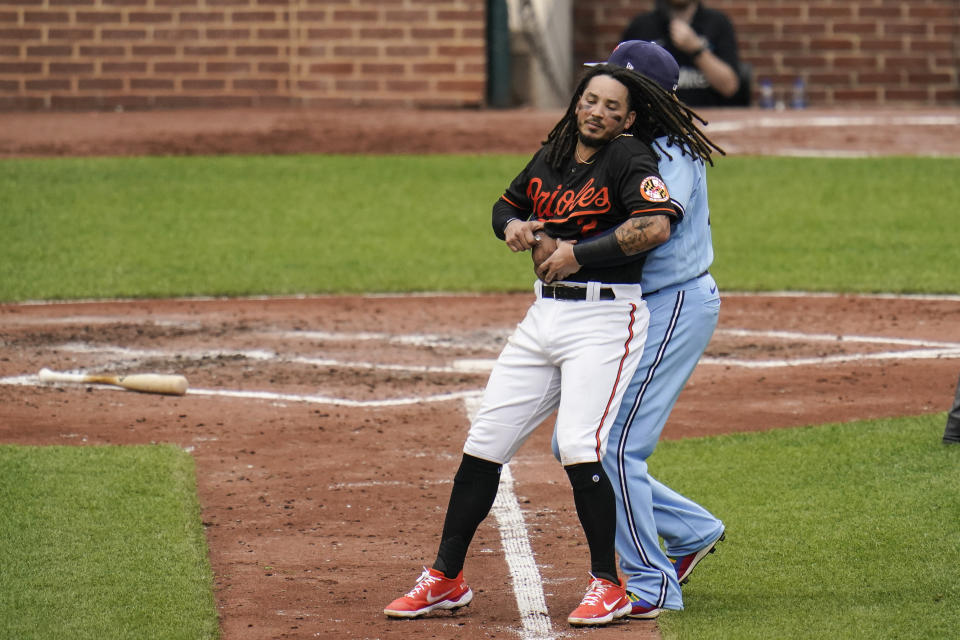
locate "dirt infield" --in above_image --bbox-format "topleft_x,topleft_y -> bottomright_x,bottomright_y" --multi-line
1,106 -> 959,639
1,105 -> 959,158
2,293 -> 959,639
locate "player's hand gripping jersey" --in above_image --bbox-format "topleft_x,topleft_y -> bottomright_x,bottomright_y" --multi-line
493,134 -> 681,284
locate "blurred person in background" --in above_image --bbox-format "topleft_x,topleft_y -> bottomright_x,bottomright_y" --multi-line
944,374 -> 960,444
554,40 -> 727,619
622,0 -> 743,107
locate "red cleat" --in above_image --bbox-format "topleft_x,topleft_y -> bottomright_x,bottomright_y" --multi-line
670,530 -> 725,585
567,575 -> 631,626
384,567 -> 473,618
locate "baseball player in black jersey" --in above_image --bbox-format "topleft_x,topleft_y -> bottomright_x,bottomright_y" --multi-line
494,110 -> 677,286
385,62 -> 721,627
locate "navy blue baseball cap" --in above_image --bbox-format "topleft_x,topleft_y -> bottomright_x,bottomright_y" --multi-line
586,40 -> 680,93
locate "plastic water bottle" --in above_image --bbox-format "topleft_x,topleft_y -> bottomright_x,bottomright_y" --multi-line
790,77 -> 806,109
759,79 -> 775,109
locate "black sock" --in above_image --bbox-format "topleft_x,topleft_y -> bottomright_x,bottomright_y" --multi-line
565,461 -> 619,584
433,453 -> 502,578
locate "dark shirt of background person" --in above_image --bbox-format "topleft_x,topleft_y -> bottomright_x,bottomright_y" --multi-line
622,0 -> 742,107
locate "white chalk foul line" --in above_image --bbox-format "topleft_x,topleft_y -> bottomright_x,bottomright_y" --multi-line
707,329 -> 960,368
701,348 -> 960,369
465,395 -> 555,640
716,328 -> 960,349
0,371 -> 485,408
492,464 -> 555,640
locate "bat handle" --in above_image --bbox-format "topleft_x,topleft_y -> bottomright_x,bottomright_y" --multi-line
38,368 -> 86,383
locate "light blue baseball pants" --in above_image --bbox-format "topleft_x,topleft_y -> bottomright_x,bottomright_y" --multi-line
554,271 -> 724,609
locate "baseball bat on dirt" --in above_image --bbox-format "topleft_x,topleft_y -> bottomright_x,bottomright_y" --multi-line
38,368 -> 188,396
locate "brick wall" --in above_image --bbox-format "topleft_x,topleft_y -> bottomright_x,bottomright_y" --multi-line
0,0 -> 486,111
2,0 -> 958,111
574,0 -> 960,107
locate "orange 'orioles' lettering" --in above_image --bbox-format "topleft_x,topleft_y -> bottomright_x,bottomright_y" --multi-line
526,178 -> 612,225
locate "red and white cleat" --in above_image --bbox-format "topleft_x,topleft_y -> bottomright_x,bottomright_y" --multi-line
567,574 -> 632,626
384,567 -> 473,618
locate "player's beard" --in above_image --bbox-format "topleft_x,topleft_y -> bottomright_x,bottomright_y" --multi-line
578,117 -> 623,148
578,132 -> 605,148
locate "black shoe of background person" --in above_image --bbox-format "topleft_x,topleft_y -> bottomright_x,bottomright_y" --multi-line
944,418 -> 960,444
944,376 -> 960,444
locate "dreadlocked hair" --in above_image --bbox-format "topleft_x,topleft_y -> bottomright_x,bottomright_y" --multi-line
542,64 -> 724,172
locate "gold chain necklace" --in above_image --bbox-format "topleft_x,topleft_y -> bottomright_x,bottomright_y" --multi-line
575,145 -> 595,165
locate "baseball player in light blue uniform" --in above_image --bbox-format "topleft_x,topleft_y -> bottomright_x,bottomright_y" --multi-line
609,129 -> 725,616
553,40 -> 725,618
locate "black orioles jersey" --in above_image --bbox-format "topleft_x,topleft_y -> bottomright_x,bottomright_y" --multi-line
492,134 -> 681,284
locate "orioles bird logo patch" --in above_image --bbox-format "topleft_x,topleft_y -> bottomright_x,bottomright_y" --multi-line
640,176 -> 669,202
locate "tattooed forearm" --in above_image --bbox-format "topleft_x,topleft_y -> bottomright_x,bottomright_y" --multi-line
571,213 -> 672,267
614,215 -> 670,255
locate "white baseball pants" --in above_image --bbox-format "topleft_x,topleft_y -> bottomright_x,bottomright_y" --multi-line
464,281 -> 648,466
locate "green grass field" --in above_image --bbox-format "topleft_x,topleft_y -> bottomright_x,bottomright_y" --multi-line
653,415 -> 960,639
0,445 -> 218,639
2,153 -> 959,639
2,155 -> 959,301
